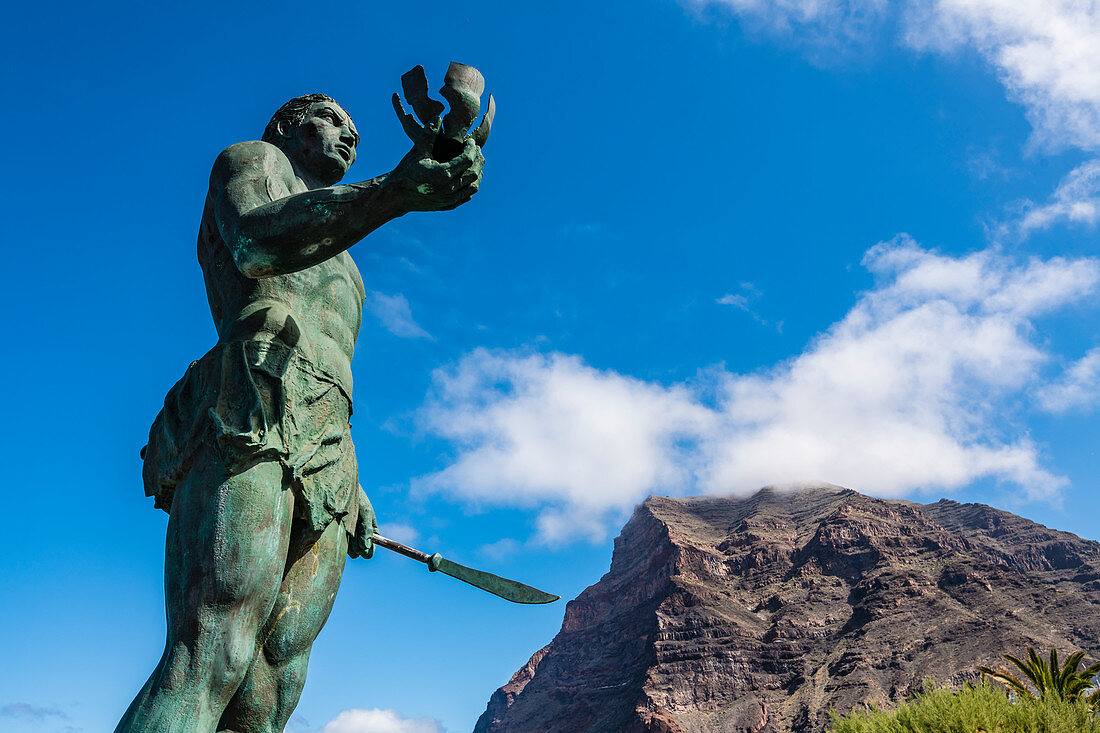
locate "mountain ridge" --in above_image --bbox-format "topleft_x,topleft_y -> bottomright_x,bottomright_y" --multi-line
474,487 -> 1100,733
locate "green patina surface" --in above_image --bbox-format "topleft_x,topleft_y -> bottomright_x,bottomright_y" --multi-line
116,66 -> 490,733
432,556 -> 560,605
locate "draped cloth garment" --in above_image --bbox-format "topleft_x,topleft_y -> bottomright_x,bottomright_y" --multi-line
142,339 -> 359,535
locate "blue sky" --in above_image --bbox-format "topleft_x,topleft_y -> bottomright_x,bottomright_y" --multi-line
5,1 -> 1100,731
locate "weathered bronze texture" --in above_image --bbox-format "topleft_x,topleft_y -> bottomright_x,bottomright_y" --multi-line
431,556 -> 559,605
373,535 -> 560,604
394,62 -> 495,161
116,68 -> 487,733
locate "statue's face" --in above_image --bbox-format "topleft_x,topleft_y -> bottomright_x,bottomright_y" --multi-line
283,101 -> 359,185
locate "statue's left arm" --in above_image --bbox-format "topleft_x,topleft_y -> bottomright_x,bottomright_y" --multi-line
214,130 -> 482,278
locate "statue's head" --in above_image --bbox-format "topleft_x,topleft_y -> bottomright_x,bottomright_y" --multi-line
263,93 -> 360,185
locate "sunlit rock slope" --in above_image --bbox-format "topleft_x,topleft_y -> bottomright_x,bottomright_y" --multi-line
474,488 -> 1100,733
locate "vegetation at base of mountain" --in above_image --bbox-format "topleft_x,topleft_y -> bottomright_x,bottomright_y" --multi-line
827,680 -> 1100,733
979,647 -> 1100,707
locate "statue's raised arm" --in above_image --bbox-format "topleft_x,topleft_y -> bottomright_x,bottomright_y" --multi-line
213,96 -> 483,278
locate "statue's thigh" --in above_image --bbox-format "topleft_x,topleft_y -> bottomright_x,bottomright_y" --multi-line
164,456 -> 295,636
259,518 -> 349,665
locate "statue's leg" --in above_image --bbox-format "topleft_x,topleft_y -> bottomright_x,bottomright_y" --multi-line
216,516 -> 349,733
115,454 -> 294,733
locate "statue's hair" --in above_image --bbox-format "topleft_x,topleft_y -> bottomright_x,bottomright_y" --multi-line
262,93 -> 351,144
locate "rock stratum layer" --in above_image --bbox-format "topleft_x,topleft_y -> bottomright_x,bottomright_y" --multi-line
474,488 -> 1100,733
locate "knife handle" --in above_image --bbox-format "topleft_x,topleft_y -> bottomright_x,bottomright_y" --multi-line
373,534 -> 431,564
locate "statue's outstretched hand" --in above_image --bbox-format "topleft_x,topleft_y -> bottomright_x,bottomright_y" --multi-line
389,117 -> 483,213
349,486 -> 379,559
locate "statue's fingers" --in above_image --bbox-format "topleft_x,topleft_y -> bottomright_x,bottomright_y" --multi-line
446,180 -> 479,208
439,193 -> 474,211
433,179 -> 476,209
416,116 -> 443,155
460,136 -> 480,162
453,168 -> 480,191
458,188 -> 478,205
468,149 -> 485,178
392,93 -> 423,143
438,147 -> 475,176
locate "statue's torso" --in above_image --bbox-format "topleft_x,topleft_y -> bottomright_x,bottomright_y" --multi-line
197,184 -> 365,397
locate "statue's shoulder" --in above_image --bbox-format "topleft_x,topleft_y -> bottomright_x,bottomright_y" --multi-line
211,140 -> 293,185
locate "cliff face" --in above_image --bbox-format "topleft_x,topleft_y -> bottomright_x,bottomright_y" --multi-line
474,488 -> 1100,733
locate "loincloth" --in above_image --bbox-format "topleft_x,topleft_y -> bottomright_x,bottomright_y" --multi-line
142,339 -> 358,534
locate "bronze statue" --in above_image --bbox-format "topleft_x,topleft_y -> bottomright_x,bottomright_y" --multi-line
117,65 -> 487,732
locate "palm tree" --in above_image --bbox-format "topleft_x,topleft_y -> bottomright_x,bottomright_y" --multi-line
979,647 -> 1100,705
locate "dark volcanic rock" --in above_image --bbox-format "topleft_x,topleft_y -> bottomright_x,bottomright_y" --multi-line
474,488 -> 1100,733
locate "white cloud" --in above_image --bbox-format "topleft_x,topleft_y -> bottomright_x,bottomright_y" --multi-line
414,349 -> 712,542
905,0 -> 1100,153
480,537 -> 521,561
1037,347 -> 1100,413
717,282 -> 780,330
702,237 -> 1097,496
682,0 -> 893,54
379,523 -> 420,545
0,703 -> 68,721
1008,159 -> 1100,238
685,0 -> 1100,153
717,293 -> 751,310
366,292 -> 433,340
416,238 -> 1099,542
321,708 -> 444,733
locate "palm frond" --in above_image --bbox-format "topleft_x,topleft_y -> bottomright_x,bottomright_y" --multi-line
981,646 -> 1100,706
979,665 -> 1034,698
1005,651 -> 1045,695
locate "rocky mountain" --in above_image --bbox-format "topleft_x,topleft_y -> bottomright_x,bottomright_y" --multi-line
474,488 -> 1100,733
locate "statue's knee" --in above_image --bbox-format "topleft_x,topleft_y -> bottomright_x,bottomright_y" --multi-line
262,598 -> 330,660
219,632 -> 259,687
260,625 -> 303,667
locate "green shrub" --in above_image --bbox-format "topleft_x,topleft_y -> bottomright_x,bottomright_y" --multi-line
827,680 -> 1100,733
